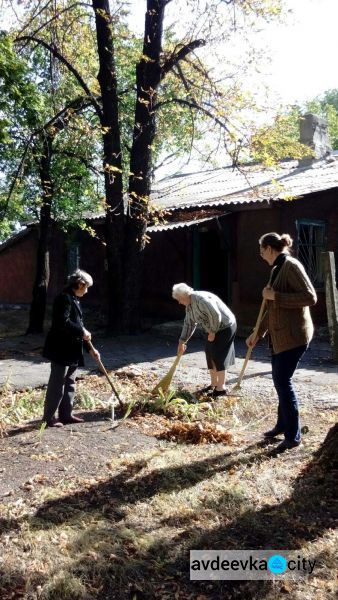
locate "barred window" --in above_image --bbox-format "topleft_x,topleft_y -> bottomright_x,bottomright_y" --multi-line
67,242 -> 80,273
296,220 -> 326,287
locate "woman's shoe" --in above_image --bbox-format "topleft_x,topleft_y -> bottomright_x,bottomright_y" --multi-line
197,385 -> 215,395
46,419 -> 63,428
273,440 -> 301,454
263,428 -> 284,438
60,415 -> 84,424
212,389 -> 228,397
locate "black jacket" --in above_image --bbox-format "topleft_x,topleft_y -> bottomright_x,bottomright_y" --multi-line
43,289 -> 89,366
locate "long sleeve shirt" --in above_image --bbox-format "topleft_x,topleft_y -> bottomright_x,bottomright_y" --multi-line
180,291 -> 236,342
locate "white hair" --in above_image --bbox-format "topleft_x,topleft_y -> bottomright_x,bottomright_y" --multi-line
67,269 -> 93,289
172,283 -> 193,300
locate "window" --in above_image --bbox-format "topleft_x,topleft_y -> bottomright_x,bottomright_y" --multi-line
296,220 -> 326,287
67,242 -> 80,273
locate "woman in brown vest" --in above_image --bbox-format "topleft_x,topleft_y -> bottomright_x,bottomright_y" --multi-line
246,232 -> 317,452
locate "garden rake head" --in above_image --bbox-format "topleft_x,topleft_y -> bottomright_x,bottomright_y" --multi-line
88,341 -> 124,410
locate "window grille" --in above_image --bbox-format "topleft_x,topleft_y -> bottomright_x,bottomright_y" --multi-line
67,243 -> 80,273
297,220 -> 326,287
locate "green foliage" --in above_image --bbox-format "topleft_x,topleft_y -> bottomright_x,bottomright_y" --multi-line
306,90 -> 338,149
250,110 -> 311,165
0,33 -> 42,138
252,89 -> 338,165
0,385 -> 44,431
0,23 -> 101,241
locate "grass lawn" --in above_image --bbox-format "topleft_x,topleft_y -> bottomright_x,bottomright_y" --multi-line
0,364 -> 336,599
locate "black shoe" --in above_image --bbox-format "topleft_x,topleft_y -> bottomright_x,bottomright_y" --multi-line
273,440 -> 301,454
60,416 -> 84,424
45,419 -> 63,428
197,385 -> 214,395
263,428 -> 284,438
211,389 -> 228,398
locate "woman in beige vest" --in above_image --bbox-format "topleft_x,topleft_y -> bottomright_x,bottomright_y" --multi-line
246,232 -> 317,453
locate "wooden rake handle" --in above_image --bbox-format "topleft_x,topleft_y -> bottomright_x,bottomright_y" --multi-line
234,299 -> 267,389
87,340 -> 123,408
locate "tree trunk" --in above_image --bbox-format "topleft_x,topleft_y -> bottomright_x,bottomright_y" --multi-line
92,0 -> 125,332
122,0 -> 166,332
26,137 -> 53,334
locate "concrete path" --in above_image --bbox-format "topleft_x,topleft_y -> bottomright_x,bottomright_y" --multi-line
0,332 -> 337,410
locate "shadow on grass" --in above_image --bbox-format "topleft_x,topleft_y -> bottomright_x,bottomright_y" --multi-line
0,426 -> 336,599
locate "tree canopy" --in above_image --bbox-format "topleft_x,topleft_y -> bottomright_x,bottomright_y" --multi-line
1,0 -> 290,331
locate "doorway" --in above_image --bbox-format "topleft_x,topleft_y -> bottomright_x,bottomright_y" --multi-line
193,225 -> 230,303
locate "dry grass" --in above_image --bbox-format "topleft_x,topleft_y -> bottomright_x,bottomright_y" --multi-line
0,370 -> 336,599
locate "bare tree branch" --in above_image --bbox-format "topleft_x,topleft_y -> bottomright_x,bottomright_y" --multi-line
154,97 -> 231,136
54,148 -> 102,176
15,34 -> 103,119
161,39 -> 206,78
19,3 -> 92,41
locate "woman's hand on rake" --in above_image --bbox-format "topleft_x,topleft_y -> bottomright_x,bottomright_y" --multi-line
262,286 -> 275,301
90,346 -> 100,361
246,333 -> 258,348
178,341 -> 187,355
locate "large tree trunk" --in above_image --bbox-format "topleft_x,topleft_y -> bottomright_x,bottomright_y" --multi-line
26,137 -> 53,334
92,0 -> 125,332
122,0 -> 166,332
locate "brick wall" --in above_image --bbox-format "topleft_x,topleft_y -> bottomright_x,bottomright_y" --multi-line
0,229 -> 38,303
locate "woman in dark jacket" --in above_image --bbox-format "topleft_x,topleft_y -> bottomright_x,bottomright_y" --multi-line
42,269 -> 100,427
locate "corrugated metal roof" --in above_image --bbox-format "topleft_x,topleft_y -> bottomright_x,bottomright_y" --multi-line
152,157 -> 338,209
147,215 -> 220,232
0,227 -> 31,252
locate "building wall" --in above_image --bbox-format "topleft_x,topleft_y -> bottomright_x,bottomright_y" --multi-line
233,191 -> 338,327
0,229 -> 38,304
0,224 -> 107,308
142,228 -> 191,319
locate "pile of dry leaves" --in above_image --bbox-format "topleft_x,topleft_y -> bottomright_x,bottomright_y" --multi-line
158,420 -> 233,444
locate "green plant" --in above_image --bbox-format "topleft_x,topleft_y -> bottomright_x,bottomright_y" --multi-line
0,387 -> 44,432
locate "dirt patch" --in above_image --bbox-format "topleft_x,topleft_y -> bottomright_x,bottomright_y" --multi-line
0,414 -> 162,502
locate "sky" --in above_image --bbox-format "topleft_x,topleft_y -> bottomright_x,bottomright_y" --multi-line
260,0 -> 338,105
127,0 -> 338,107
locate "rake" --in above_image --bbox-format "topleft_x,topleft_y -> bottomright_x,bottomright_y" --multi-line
232,299 -> 267,391
88,340 -> 124,410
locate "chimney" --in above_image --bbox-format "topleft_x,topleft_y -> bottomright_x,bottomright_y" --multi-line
299,113 -> 332,166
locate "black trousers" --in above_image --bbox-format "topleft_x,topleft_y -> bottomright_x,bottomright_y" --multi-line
43,362 -> 77,423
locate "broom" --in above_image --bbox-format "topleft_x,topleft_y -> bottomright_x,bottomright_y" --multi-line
151,326 -> 197,395
232,298 -> 267,391
151,353 -> 182,394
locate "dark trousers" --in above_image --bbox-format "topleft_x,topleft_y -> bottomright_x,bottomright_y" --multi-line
43,362 -> 77,423
271,344 -> 307,444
